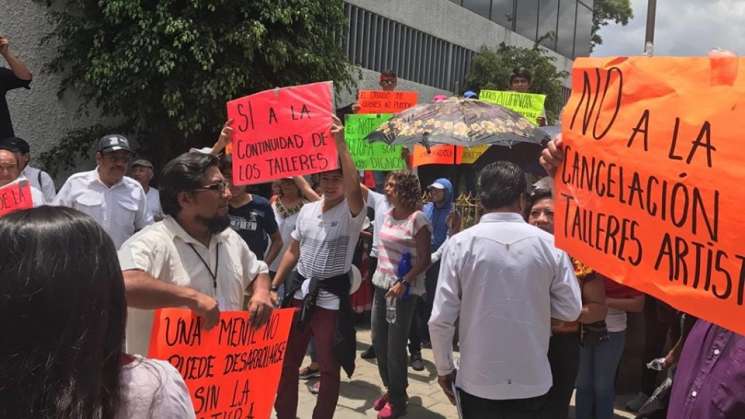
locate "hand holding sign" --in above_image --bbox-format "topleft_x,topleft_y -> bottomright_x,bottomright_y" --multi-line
0,180 -> 33,217
227,82 -> 338,185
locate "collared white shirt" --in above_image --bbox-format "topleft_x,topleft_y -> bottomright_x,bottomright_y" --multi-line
22,165 -> 56,203
429,212 -> 582,400
144,187 -> 163,221
52,168 -> 152,248
118,216 -> 269,355
292,198 -> 366,310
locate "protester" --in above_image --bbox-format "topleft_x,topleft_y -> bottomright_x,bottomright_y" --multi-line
118,151 -> 273,356
219,155 -> 282,266
526,181 -> 607,419
429,161 -> 582,418
129,158 -> 163,221
0,143 -> 45,205
0,136 -> 55,202
272,117 -> 365,419
370,171 -> 431,418
0,207 -> 195,418
0,36 -> 32,139
510,68 -> 547,126
53,135 -> 152,248
420,178 -> 460,347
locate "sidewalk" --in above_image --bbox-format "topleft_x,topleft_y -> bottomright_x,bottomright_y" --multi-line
275,327 -> 637,418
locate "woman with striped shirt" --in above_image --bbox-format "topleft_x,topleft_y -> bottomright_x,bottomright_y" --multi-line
370,171 -> 432,419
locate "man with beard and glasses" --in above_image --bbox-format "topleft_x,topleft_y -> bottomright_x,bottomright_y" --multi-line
117,152 -> 274,356
53,135 -> 152,248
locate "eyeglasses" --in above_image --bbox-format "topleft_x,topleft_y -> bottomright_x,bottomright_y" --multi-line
103,154 -> 131,164
380,79 -> 396,85
194,181 -> 229,193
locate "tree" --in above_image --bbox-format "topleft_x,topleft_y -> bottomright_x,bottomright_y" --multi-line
38,0 -> 356,174
592,0 -> 633,51
465,43 -> 568,123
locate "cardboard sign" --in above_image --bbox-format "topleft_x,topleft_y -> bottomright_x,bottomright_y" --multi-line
0,180 -> 33,217
357,90 -> 418,114
555,56 -> 745,335
411,144 -> 463,167
227,82 -> 338,185
479,90 -> 546,125
460,145 -> 490,165
344,114 -> 405,170
148,308 -> 294,419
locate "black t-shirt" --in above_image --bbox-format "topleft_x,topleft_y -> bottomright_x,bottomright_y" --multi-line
0,68 -> 31,139
229,194 -> 278,260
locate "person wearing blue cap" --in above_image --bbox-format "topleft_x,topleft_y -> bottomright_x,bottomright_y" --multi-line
463,90 -> 477,99
53,134 -> 152,248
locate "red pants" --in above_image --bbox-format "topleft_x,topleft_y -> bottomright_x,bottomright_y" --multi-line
275,299 -> 341,419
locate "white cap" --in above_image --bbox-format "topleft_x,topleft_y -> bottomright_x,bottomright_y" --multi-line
429,182 -> 446,190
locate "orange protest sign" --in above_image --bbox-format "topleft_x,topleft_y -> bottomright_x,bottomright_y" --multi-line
357,90 -> 418,114
148,308 -> 294,419
556,56 -> 745,335
411,144 -> 463,167
227,82 -> 338,185
0,180 -> 33,217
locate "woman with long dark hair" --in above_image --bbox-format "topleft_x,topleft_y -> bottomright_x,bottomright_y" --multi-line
0,206 -> 194,418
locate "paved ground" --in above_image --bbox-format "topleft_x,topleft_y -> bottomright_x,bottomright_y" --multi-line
274,326 -> 637,418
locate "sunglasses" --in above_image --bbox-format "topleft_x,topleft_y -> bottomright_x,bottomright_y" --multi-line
194,181 -> 229,193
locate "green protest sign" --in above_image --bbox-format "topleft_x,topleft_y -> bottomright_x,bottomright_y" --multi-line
344,114 -> 405,170
479,90 -> 547,125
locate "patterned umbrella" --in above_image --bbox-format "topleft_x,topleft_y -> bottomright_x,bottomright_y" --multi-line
366,96 -> 547,147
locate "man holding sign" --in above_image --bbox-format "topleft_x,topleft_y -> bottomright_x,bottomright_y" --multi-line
272,117 -> 365,419
118,151 -> 274,356
0,142 -> 44,210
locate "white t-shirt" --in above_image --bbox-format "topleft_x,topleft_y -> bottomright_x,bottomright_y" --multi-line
118,216 -> 268,355
366,189 -> 391,258
270,202 -> 301,272
292,198 -> 366,310
117,355 -> 195,419
145,187 -> 163,221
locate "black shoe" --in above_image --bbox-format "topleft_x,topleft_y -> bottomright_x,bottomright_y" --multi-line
409,353 -> 424,371
361,346 -> 376,359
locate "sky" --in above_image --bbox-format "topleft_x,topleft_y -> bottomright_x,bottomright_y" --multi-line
593,0 -> 745,56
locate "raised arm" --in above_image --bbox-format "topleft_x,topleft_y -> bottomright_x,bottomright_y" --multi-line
331,116 -> 363,216
0,37 -> 32,81
209,120 -> 233,156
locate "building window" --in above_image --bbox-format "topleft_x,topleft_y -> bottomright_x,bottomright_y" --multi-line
574,3 -> 593,57
538,0 -> 559,50
515,0 -> 540,41
556,0 -> 577,57
462,0 -> 492,20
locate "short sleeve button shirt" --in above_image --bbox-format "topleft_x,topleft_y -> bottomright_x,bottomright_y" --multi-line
53,169 -> 152,248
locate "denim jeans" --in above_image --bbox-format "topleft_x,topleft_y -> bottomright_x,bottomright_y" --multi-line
575,331 -> 626,419
371,286 -> 418,408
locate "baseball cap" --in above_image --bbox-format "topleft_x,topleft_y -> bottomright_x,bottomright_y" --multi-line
429,182 -> 446,190
131,159 -> 154,169
463,90 -> 477,98
97,134 -> 132,154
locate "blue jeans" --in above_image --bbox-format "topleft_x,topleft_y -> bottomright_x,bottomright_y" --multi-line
575,331 -> 626,419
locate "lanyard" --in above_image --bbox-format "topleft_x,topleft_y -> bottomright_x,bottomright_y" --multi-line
187,242 -> 220,292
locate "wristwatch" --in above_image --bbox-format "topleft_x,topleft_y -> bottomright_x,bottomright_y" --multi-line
399,278 -> 411,287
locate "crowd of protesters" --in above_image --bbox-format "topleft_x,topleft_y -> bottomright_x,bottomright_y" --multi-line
1,34 -> 745,419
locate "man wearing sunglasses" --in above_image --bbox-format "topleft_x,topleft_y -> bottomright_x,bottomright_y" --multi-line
118,151 -> 273,356
53,134 -> 152,248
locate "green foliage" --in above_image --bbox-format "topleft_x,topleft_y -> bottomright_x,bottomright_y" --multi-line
592,0 -> 633,50
465,43 -> 568,123
38,0 -> 356,174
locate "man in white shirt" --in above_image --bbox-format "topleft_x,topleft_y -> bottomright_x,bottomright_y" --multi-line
0,137 -> 56,202
428,161 -> 582,418
129,158 -> 163,221
271,119 -> 365,419
53,135 -> 152,248
0,146 -> 44,206
118,151 -> 274,356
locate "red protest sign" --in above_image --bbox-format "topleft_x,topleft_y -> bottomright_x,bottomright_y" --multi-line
357,90 -> 418,114
227,82 -> 338,185
0,180 -> 33,217
148,308 -> 294,419
411,144 -> 463,167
